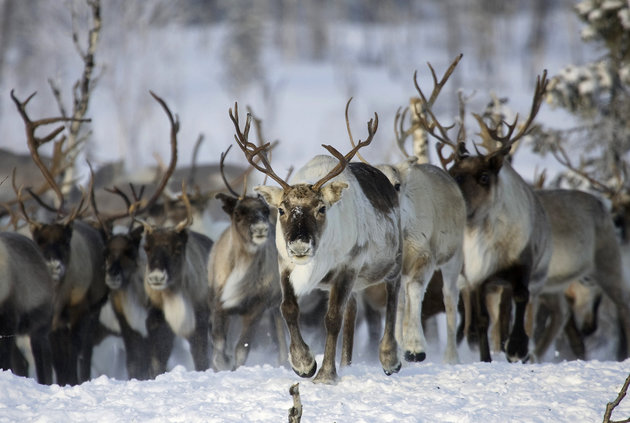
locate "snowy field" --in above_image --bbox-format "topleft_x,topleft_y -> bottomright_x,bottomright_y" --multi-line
1,350 -> 629,422
1,2 -> 630,423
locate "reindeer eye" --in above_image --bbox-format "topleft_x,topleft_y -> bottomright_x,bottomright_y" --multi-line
479,172 -> 490,186
278,208 -> 285,216
394,183 -> 401,192
318,206 -> 326,215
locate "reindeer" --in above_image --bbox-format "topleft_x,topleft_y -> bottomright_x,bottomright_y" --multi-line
414,61 -> 553,363
230,101 -> 402,384
370,70 -> 467,364
206,145 -> 286,371
0,231 -> 54,384
529,189 -> 630,361
140,183 -> 213,372
11,90 -> 108,385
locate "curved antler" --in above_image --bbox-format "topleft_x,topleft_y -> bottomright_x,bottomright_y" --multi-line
313,107 -> 378,191
11,89 -> 91,215
219,145 -> 241,198
345,97 -> 369,164
174,181 -> 193,232
230,102 -> 290,190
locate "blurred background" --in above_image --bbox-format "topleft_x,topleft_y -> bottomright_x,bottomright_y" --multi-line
0,0 -> 596,180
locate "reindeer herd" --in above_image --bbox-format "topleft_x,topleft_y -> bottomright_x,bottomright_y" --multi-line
1,55 -> 630,387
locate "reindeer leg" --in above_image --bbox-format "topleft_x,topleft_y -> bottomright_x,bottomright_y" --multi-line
280,270 -> 316,378
441,257 -> 462,364
380,270 -> 402,376
401,253 -> 433,363
474,283 -> 492,362
146,307 -> 173,378
50,326 -> 79,385
30,325 -> 54,385
503,266 -> 531,363
211,306 -> 231,371
313,269 -> 354,384
270,307 -> 288,367
188,306 -> 210,371
340,294 -> 357,368
234,302 -> 267,369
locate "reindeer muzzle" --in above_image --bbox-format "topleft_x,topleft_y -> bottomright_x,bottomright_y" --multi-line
46,259 -> 65,282
250,222 -> 269,245
146,269 -> 169,291
287,239 -> 314,264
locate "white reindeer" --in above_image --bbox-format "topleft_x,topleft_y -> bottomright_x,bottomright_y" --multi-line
230,103 -> 402,383
377,158 -> 465,364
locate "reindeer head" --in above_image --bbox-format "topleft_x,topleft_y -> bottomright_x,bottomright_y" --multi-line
229,101 -> 376,265
256,179 -> 348,264
30,222 -> 73,282
142,185 -> 194,291
217,193 -> 273,248
408,56 -> 548,222
216,145 -> 274,250
103,226 -> 144,290
143,226 -> 189,291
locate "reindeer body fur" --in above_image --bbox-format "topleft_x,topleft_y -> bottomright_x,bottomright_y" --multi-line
378,160 -> 465,364
0,232 -> 54,384
462,163 -> 550,294
208,194 -> 285,370
282,156 -> 400,296
256,155 -> 402,383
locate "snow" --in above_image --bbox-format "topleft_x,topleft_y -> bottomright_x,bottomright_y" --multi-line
1,356 -> 629,422
1,3 -> 629,422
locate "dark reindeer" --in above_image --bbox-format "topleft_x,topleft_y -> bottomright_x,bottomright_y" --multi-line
231,102 -> 402,384
11,90 -> 108,385
415,63 -> 553,363
140,183 -> 213,372
89,92 -> 181,380
207,145 -> 286,371
0,231 -> 54,384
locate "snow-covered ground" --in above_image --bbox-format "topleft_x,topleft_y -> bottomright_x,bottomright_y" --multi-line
1,351 -> 629,422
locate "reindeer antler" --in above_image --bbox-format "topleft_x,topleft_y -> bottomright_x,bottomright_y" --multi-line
345,97 -> 369,163
174,181 -> 193,232
11,89 -> 91,214
472,70 -> 549,155
314,105 -> 378,190
219,145 -> 241,198
230,102 -> 291,190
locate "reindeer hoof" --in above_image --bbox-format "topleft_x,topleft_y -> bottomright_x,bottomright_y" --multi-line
504,338 -> 529,363
404,351 -> 426,363
383,362 -> 401,376
293,361 -> 317,378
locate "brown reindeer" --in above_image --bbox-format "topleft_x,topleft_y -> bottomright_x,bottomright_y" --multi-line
231,101 -> 402,383
0,231 -> 54,384
414,62 -> 553,363
11,90 -> 108,385
207,145 -> 286,371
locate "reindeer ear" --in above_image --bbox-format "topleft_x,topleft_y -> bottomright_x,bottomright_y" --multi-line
487,148 -> 509,173
254,186 -> 283,208
321,182 -> 348,206
216,193 -> 238,215
130,225 -> 144,245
